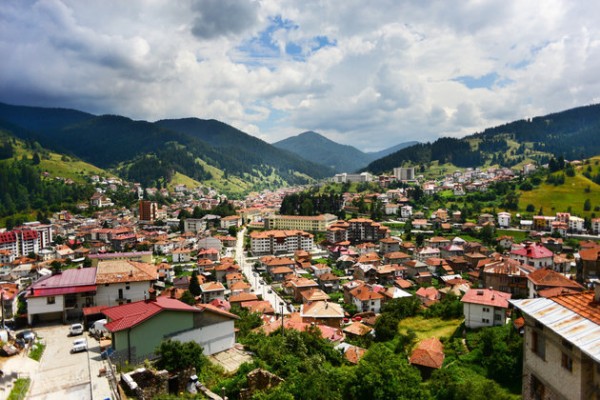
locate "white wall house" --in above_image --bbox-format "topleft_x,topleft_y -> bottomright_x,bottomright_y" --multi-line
497,212 -> 511,228
461,288 -> 512,329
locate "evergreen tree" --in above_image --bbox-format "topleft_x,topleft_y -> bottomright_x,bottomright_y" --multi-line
189,271 -> 201,296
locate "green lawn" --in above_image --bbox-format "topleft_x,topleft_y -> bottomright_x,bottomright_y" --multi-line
398,316 -> 463,340
28,342 -> 45,361
496,229 -> 529,243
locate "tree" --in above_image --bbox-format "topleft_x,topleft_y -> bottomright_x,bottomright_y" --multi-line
155,339 -> 206,372
584,198 -> 592,211
189,271 -> 201,296
180,290 -> 196,305
348,344 -> 427,400
373,313 -> 399,342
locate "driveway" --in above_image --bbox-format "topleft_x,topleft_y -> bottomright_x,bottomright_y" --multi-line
27,325 -> 92,400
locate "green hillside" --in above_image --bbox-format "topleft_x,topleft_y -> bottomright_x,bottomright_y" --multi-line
519,156 -> 600,218
366,104 -> 600,174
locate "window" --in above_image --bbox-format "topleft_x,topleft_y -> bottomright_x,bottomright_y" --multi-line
494,314 -> 502,321
561,353 -> 573,372
532,331 -> 546,360
481,318 -> 490,323
531,375 -> 545,400
46,296 -> 55,304
126,285 -> 130,290
482,307 -> 490,312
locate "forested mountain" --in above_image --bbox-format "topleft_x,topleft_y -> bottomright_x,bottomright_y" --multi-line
155,118 -> 332,180
0,102 -> 333,192
273,131 -> 373,173
273,131 -> 419,173
366,104 -> 600,174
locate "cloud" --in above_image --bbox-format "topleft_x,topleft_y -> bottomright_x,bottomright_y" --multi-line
0,0 -> 599,153
190,0 -> 259,39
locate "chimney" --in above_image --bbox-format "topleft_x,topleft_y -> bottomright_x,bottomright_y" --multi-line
595,282 -> 600,303
170,289 -> 176,299
148,287 -> 157,301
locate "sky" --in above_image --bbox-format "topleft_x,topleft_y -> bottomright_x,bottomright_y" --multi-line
1,1 -> 600,152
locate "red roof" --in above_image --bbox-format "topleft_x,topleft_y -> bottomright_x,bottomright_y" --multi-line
83,305 -> 110,316
511,243 -> 553,259
461,288 -> 512,308
27,268 -> 97,298
410,337 -> 445,369
103,297 -> 201,332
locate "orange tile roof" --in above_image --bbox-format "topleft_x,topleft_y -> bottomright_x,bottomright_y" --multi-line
96,260 -> 157,284
551,291 -> 600,325
344,345 -> 367,364
343,321 -> 373,336
410,337 -> 445,369
528,268 -> 583,290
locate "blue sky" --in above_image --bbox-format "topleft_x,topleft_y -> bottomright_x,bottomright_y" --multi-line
1,0 -> 599,151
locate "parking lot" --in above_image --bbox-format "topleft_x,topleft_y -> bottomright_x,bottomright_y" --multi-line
0,324 -> 114,400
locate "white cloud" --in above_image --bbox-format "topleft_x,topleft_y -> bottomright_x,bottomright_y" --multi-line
0,0 -> 599,152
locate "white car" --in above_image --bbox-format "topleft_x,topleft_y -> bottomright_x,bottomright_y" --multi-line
71,338 -> 87,353
69,323 -> 84,336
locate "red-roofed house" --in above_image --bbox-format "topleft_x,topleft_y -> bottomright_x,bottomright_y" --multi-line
510,242 -> 553,269
409,337 -> 445,378
26,268 -> 98,324
461,288 -> 512,328
526,268 -> 584,298
103,295 -> 238,363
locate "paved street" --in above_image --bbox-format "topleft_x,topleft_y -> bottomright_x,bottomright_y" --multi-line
0,325 -> 113,400
236,229 -> 290,315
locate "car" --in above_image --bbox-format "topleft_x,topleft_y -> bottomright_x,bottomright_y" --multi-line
267,288 -> 272,293
69,323 -> 84,336
259,280 -> 265,285
71,338 -> 87,353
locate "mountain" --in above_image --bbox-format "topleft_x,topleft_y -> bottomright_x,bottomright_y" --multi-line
273,131 -> 419,173
367,141 -> 419,160
155,119 -> 332,180
0,102 -> 333,193
366,104 -> 600,174
273,131 -> 373,173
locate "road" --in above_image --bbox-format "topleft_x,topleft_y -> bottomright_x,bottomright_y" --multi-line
236,228 -> 291,315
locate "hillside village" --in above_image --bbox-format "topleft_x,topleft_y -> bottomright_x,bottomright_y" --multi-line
0,158 -> 598,399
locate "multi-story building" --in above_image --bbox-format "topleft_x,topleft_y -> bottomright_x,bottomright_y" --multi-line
332,172 -> 373,183
510,242 -> 554,269
592,218 -> 600,235
461,288 -> 512,329
138,200 -> 158,222
346,218 -> 390,243
497,212 -> 511,228
568,216 -> 585,233
0,227 -> 50,257
393,167 -> 415,181
183,218 -> 206,234
250,230 -> 314,256
511,288 -> 600,400
264,214 -> 337,232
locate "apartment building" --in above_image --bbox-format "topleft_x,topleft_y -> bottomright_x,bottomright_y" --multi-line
264,213 -> 337,232
250,230 -> 314,256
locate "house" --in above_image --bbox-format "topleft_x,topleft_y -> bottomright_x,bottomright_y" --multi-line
383,251 -> 411,265
510,288 -> 600,400
379,238 -> 401,254
318,272 -> 340,293
416,247 -> 440,262
578,244 -> 600,280
289,277 -> 319,302
415,287 -> 440,307
26,268 -> 98,324
480,258 -> 532,298
409,337 -> 445,379
461,288 -> 512,329
103,294 -> 238,363
349,284 -> 384,313
95,260 -> 157,306
0,283 -> 19,319
343,321 -> 373,338
526,268 -> 584,298
300,301 -> 344,328
510,242 -> 554,269
199,282 -> 226,304
171,248 -> 192,263
300,288 -> 330,304
497,212 -> 511,228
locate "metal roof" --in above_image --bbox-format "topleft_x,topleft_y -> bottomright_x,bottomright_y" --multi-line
511,297 -> 600,363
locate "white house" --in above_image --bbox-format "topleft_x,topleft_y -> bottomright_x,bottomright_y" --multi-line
497,212 -> 511,228
400,205 -> 413,218
568,216 -> 585,233
461,288 -> 512,329
95,260 -> 157,306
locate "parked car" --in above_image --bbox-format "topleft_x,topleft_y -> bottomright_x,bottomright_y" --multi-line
69,323 -> 84,336
71,338 -> 87,353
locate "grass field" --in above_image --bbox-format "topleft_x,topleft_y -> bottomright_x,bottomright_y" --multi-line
398,316 -> 462,340
496,229 -> 529,243
519,172 -> 600,218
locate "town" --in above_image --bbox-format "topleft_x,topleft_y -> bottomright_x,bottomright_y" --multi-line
0,159 -> 598,400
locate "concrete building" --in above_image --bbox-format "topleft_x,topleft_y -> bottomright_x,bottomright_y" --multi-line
264,214 -> 337,232
138,200 -> 158,222
511,288 -> 600,400
393,167 -> 415,181
497,212 -> 511,228
461,288 -> 512,329
250,230 -> 314,256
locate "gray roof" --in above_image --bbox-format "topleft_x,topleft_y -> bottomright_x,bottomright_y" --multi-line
510,297 -> 600,363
